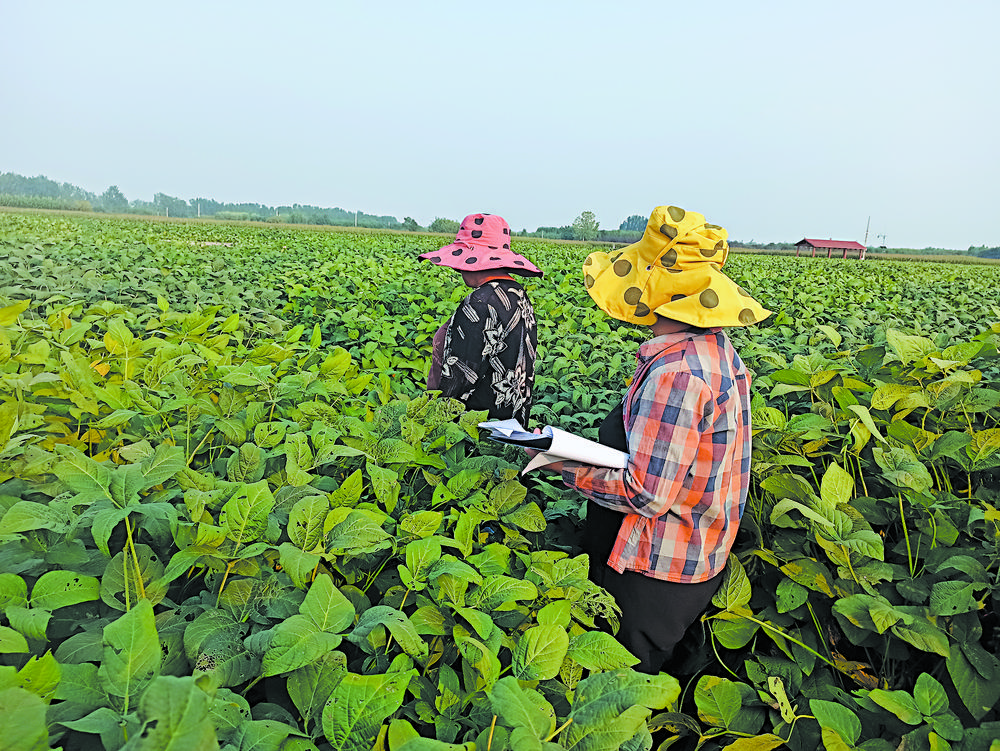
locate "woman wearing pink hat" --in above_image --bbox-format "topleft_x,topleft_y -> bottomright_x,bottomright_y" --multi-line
420,213 -> 542,426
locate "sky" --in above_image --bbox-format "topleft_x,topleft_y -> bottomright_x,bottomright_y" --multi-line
2,1 -> 998,249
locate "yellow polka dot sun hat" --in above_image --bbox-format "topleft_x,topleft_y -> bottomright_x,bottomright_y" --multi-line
583,205 -> 771,327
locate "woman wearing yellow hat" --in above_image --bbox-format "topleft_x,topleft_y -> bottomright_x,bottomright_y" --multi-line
537,205 -> 770,673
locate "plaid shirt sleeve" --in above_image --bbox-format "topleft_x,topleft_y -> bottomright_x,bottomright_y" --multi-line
561,369 -> 712,517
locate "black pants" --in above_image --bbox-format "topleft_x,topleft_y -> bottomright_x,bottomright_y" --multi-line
588,548 -> 724,673
583,402 -> 725,674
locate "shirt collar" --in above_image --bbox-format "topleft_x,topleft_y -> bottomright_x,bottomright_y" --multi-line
637,327 -> 717,361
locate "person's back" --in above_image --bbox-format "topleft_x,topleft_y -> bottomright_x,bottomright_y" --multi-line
438,276 -> 537,425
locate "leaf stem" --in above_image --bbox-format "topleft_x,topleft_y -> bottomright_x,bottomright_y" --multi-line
544,718 -> 573,743
124,515 -> 147,600
899,493 -> 915,577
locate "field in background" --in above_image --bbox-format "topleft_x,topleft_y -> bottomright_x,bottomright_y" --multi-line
2,211 -> 1000,750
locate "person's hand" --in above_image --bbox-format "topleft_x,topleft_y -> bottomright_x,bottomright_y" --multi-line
524,427 -> 544,459
524,428 -> 564,474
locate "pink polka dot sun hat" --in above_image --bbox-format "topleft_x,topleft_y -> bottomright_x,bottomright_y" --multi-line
419,213 -> 543,277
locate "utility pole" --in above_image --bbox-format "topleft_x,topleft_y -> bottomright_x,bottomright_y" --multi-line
864,216 -> 870,245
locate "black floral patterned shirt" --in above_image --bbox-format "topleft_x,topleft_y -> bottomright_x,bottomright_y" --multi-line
438,279 -> 537,426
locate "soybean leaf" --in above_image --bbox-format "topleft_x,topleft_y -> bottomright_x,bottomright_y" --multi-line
300,575 -> 355,634
130,675 -> 217,751
287,495 -> 329,552
347,606 -> 428,660
489,676 -> 556,742
947,647 -> 1000,721
564,671 -> 680,751
0,626 -> 29,654
809,699 -> 862,747
262,614 -> 343,677
30,570 -> 99,611
220,480 -> 274,548
566,631 -> 640,671
711,558 -> 752,612
288,652 -> 347,736
513,625 -> 569,681
867,688 -> 922,724
99,599 -> 161,707
321,669 -> 416,751
0,687 -> 49,751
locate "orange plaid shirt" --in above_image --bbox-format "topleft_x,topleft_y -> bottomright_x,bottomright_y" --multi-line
561,328 -> 751,583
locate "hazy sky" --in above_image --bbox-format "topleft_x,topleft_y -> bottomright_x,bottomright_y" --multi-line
3,1 -> 997,249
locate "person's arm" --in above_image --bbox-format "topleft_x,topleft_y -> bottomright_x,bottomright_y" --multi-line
436,293 -> 485,399
561,369 -> 712,518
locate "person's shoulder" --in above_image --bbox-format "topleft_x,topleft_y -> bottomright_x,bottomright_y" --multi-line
471,279 -> 523,301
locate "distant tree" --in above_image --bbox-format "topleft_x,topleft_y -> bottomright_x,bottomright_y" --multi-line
154,192 -> 191,218
619,214 -> 646,232
402,217 -> 422,232
101,185 -> 129,213
572,211 -> 600,241
429,217 -> 460,234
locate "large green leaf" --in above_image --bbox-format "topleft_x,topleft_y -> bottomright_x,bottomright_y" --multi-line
326,510 -> 392,554
566,631 -> 640,671
220,480 -> 274,547
867,688 -> 922,724
0,573 -> 28,609
346,606 -> 428,660
0,626 -> 29,654
30,569 -> 99,611
871,445 -> 933,494
711,557 -> 752,612
885,329 -> 937,366
0,500 -> 72,535
947,646 -> 1000,721
262,614 -> 343,677
468,575 -> 538,611
321,669 -> 416,751
809,699 -> 861,746
0,687 -> 49,751
52,444 -> 113,500
99,599 -> 161,707
913,672 -> 950,718
694,675 -> 761,734
929,580 -> 984,617
101,544 -> 168,611
300,575 -> 355,634
288,495 -> 329,552
129,675 -> 218,750
489,676 -> 556,743
563,670 -> 680,751
288,652 -> 347,735
512,625 -> 569,681
819,462 -> 854,506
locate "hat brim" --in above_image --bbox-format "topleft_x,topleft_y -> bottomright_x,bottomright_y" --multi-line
584,245 -> 771,327
420,242 -> 543,277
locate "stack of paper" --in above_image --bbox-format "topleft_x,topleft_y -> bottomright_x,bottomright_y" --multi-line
479,419 -> 629,474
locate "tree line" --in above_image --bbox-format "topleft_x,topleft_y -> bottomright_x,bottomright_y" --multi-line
5,170 -> 993,254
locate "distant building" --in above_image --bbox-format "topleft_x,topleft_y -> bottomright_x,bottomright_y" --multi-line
795,238 -> 868,260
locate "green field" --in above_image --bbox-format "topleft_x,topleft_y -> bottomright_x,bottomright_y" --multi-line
2,211 -> 999,750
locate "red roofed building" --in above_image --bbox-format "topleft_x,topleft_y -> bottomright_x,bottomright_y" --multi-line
795,238 -> 868,260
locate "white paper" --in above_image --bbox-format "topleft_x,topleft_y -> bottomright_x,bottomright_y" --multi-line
479,420 -> 629,475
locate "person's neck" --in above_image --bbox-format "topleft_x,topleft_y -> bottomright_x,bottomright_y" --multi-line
650,316 -> 694,337
462,270 -> 515,288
